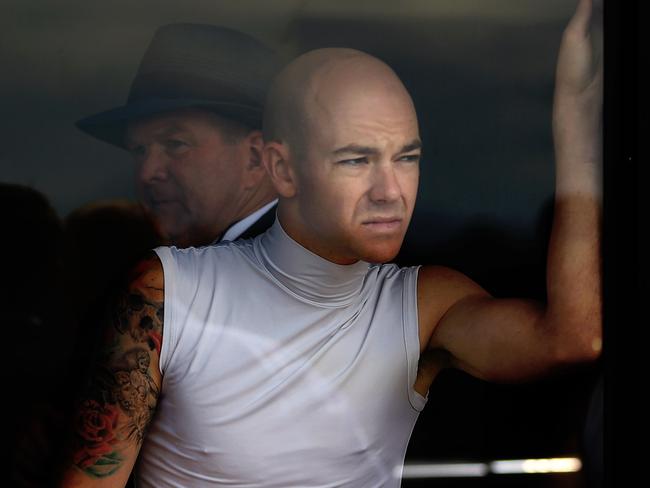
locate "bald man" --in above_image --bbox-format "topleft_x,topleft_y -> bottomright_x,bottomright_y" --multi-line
62,1 -> 602,486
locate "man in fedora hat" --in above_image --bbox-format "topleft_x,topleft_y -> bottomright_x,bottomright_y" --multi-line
62,1 -> 602,486
77,24 -> 281,247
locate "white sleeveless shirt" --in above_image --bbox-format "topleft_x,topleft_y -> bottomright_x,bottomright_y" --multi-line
136,220 -> 426,487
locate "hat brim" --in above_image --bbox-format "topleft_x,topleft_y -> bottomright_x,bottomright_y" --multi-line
76,98 -> 262,149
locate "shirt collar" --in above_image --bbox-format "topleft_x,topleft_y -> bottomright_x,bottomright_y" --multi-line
219,199 -> 279,243
256,218 -> 370,307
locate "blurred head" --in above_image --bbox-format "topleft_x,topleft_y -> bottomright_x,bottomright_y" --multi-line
126,108 -> 276,247
76,24 -> 282,247
263,49 -> 420,264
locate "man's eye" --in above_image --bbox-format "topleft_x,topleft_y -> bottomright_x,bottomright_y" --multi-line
165,139 -> 188,151
338,157 -> 368,165
398,154 -> 420,163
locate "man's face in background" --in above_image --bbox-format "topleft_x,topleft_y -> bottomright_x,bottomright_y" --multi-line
126,108 -> 255,247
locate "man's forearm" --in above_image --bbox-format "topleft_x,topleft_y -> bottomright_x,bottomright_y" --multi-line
545,88 -> 602,363
542,0 -> 603,363
545,180 -> 601,362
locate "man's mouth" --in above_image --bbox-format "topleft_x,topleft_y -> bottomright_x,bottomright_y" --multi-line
147,197 -> 182,209
361,217 -> 403,232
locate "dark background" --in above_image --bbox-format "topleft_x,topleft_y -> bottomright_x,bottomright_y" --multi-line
1,0 -> 570,223
1,0 -> 628,487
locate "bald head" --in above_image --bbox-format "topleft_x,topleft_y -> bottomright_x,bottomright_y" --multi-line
261,48 -> 421,265
263,48 -> 417,161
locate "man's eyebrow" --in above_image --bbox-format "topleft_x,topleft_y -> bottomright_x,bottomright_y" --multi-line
332,144 -> 379,156
331,139 -> 422,157
398,140 -> 422,154
154,124 -> 188,140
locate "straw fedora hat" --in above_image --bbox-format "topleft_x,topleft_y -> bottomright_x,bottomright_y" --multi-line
76,23 -> 281,148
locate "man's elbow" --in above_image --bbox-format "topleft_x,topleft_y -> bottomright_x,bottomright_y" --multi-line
552,315 -> 602,365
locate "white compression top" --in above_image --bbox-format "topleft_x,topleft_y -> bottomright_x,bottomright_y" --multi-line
136,219 -> 426,487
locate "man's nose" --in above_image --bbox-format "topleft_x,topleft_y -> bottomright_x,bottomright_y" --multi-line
369,163 -> 401,203
136,146 -> 168,184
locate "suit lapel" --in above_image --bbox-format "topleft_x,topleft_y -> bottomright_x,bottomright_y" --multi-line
236,204 -> 277,240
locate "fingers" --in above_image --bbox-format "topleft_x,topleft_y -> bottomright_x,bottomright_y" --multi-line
565,0 -> 602,60
567,0 -> 593,37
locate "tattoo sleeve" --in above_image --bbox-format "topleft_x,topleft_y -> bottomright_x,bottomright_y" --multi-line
69,255 -> 164,479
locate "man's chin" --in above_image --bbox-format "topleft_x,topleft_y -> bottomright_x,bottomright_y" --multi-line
356,222 -> 408,262
358,241 -> 403,264
158,223 -> 191,248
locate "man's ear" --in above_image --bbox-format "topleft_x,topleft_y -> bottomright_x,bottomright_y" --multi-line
245,131 -> 264,168
242,130 -> 270,188
262,140 -> 298,198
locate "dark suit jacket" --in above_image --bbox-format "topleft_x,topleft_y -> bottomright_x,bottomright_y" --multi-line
235,203 -> 277,241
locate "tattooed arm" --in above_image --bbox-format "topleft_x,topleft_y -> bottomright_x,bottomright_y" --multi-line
61,254 -> 164,487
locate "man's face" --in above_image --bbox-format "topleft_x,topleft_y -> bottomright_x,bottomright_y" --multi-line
289,76 -> 420,264
126,109 -> 252,247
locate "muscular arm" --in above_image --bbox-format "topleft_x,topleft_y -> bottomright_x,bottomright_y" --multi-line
61,255 -> 164,487
418,0 -> 602,382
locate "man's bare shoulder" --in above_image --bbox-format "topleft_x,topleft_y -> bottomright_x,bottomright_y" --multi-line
416,265 -> 490,351
417,265 -> 487,299
117,253 -> 165,353
127,253 -> 164,293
